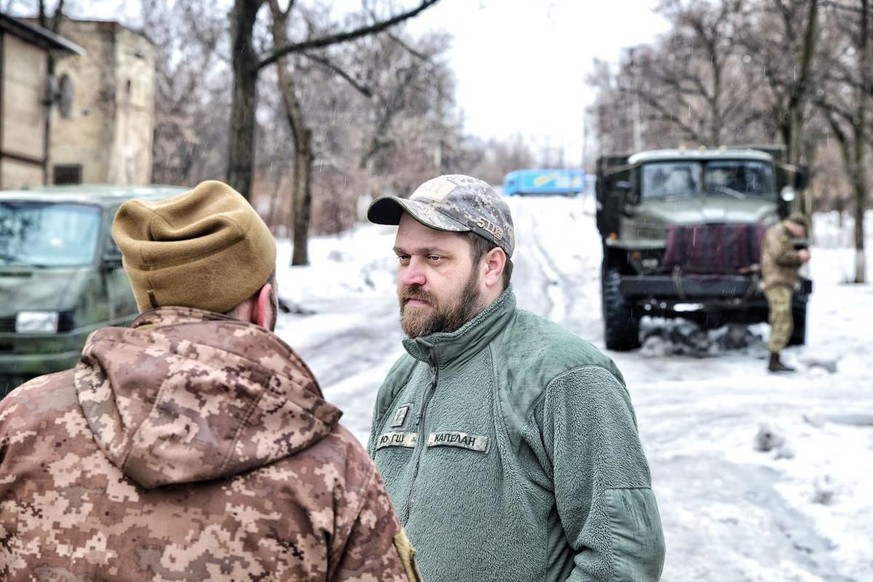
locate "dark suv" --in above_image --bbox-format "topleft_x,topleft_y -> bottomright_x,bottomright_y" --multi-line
0,184 -> 185,397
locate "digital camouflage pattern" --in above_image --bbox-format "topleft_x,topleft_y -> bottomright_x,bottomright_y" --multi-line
761,221 -> 805,353
765,286 -> 794,353
760,221 -> 805,291
367,174 -> 515,257
0,307 -> 418,581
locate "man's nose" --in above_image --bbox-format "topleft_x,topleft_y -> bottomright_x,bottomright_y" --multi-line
399,258 -> 426,287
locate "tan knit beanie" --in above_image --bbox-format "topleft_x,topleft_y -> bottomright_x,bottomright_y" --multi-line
112,180 -> 277,314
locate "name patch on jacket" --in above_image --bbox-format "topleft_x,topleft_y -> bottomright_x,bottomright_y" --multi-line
376,431 -> 418,450
427,431 -> 489,453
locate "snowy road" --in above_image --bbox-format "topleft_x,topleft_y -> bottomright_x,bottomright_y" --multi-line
275,196 -> 873,581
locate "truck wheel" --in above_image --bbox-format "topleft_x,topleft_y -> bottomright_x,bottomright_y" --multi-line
602,268 -> 641,351
788,301 -> 808,346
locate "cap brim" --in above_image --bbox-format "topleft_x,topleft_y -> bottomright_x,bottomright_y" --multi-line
367,197 -> 469,233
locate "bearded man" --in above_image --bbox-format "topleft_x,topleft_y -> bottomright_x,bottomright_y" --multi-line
366,174 -> 666,582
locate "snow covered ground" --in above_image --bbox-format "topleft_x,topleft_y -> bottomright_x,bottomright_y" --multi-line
273,194 -> 873,582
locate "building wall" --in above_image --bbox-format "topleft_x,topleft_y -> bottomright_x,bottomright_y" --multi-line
50,20 -> 155,185
0,34 -> 48,188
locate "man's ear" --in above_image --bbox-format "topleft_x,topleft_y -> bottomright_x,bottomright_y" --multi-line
482,247 -> 506,288
252,282 -> 273,328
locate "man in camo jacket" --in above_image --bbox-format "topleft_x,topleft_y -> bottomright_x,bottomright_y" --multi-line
0,180 -> 420,581
760,211 -> 811,373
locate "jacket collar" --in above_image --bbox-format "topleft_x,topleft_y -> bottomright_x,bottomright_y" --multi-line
402,287 -> 516,369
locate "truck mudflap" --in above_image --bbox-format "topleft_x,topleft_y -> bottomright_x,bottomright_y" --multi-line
619,272 -> 813,301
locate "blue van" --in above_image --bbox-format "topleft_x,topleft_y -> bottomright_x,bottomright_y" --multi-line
503,168 -> 585,196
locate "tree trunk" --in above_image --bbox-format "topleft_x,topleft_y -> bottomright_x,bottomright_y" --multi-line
291,137 -> 313,266
853,0 -> 869,283
852,175 -> 866,283
270,1 -> 315,266
227,0 -> 264,199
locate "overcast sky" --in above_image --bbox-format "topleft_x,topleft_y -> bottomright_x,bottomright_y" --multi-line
414,0 -> 669,166
53,0 -> 669,167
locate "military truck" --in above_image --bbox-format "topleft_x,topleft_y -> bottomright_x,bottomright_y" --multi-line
595,146 -> 812,351
0,184 -> 186,398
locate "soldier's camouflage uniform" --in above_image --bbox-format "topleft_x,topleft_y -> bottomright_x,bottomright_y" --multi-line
0,307 -> 419,581
760,221 -> 804,352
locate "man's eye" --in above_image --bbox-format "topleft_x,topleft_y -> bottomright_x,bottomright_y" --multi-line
397,255 -> 410,265
428,255 -> 442,262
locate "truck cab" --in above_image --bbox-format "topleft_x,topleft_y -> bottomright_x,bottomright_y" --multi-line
595,147 -> 811,351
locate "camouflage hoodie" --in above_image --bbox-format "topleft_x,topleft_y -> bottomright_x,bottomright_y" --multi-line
0,307 -> 418,581
761,221 -> 804,290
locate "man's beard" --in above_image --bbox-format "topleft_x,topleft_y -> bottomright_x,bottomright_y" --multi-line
399,270 -> 484,338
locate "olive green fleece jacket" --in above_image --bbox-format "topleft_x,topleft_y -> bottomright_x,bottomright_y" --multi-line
368,288 -> 665,581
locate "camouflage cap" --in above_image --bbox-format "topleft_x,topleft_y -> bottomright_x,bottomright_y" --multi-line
367,174 -> 515,257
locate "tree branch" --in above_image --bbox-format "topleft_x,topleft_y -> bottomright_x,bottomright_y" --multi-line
257,0 -> 440,70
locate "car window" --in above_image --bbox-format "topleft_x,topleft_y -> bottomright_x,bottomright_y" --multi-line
0,202 -> 102,268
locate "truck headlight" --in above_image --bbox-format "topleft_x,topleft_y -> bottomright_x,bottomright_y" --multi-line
15,311 -> 60,333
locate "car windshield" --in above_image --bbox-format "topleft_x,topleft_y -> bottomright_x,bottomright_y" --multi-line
0,202 -> 101,268
641,160 -> 775,201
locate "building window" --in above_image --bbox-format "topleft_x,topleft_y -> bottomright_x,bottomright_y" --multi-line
54,164 -> 82,185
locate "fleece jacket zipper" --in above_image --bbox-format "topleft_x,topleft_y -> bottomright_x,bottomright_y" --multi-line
403,360 -> 439,523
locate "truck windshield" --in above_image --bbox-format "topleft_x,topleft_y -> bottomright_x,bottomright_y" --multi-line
0,202 -> 101,268
641,162 -> 701,200
703,161 -> 774,199
641,160 -> 775,201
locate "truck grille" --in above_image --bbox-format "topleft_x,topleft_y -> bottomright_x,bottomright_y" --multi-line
663,223 -> 766,274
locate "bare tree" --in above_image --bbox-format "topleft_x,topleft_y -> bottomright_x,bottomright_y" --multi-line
815,0 -> 870,283
631,0 -> 749,146
588,0 -> 760,153
227,0 -> 441,265
736,0 -> 822,216
142,0 -> 231,186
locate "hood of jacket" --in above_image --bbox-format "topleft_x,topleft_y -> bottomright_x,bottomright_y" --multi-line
74,307 -> 342,489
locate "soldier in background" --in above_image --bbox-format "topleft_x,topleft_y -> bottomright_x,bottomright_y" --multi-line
760,211 -> 812,373
0,181 -> 420,581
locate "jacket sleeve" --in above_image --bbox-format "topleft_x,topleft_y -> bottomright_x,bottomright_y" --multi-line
765,226 -> 802,267
537,366 -> 666,581
330,457 -> 421,582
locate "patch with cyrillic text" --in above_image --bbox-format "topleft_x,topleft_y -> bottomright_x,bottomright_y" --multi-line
376,431 -> 418,450
390,404 -> 411,428
427,431 -> 489,453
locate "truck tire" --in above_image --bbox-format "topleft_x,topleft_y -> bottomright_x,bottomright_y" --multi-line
602,268 -> 641,351
788,300 -> 808,346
